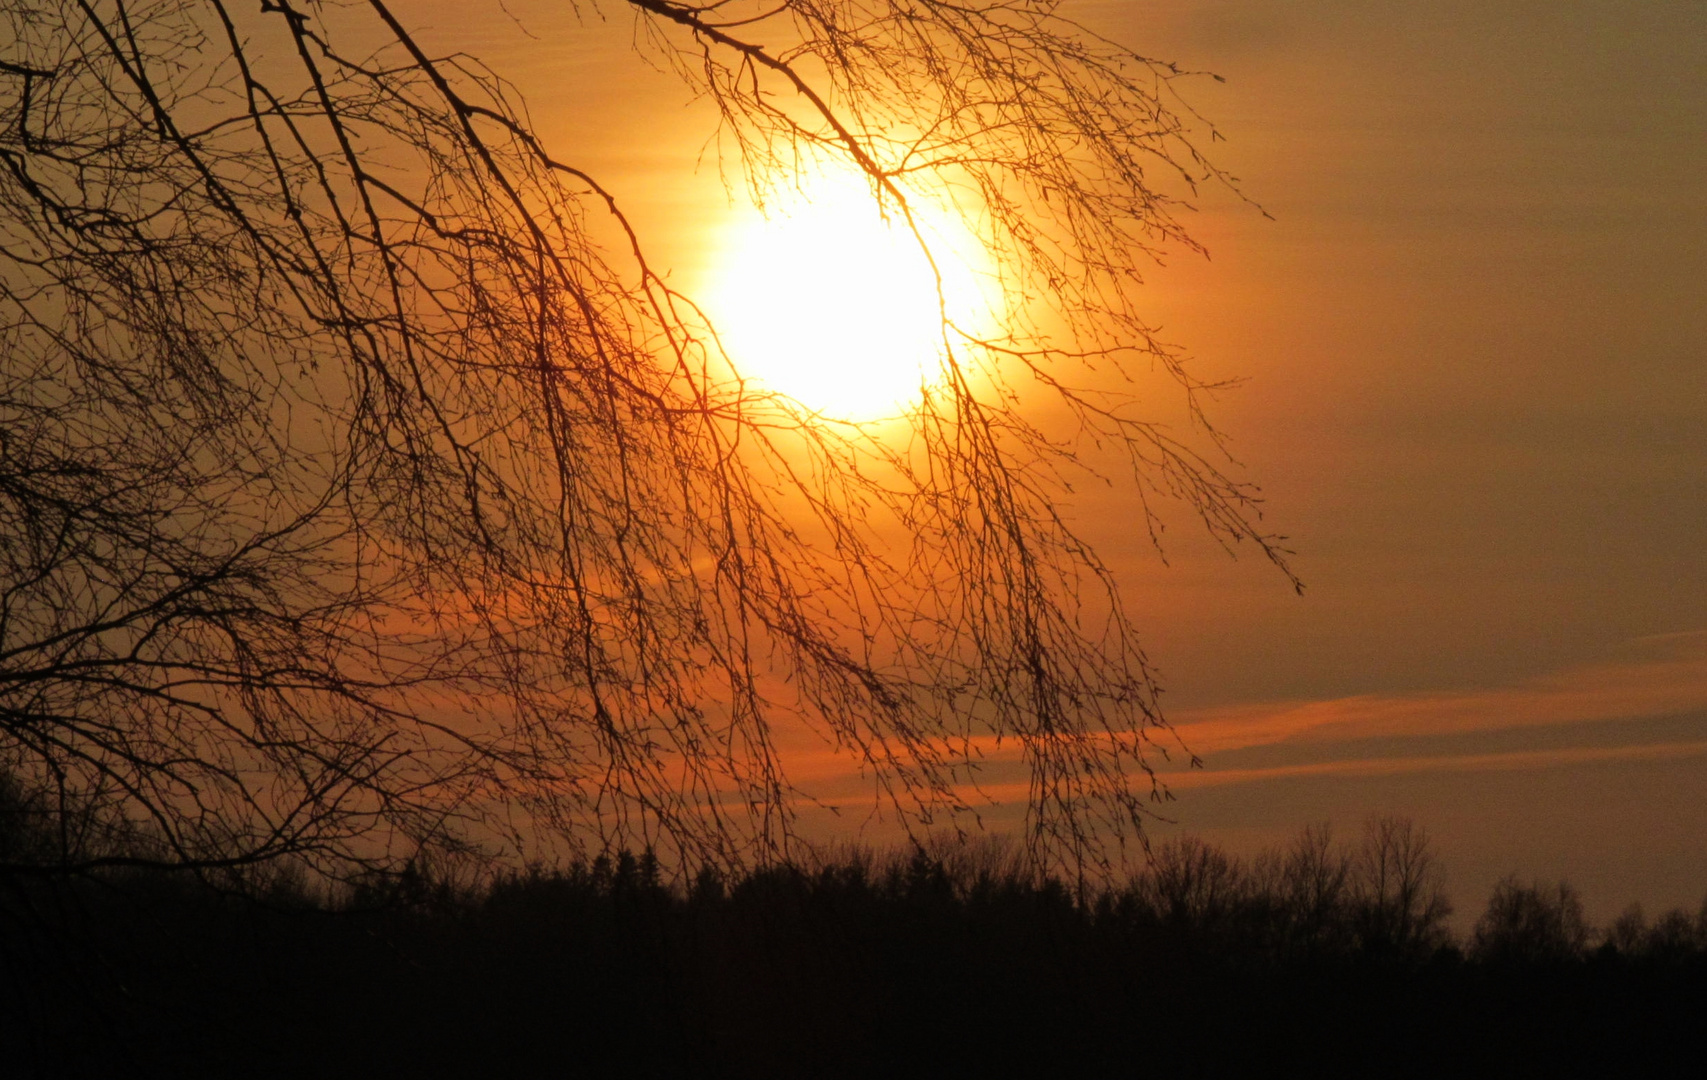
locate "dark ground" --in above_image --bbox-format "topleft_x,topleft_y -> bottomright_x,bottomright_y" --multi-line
4,851 -> 1705,1078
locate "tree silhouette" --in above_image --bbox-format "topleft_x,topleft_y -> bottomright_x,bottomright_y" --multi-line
1257,821 -> 1353,954
1470,876 -> 1589,964
0,0 -> 1293,883
1138,835 -> 1248,937
1350,815 -> 1452,957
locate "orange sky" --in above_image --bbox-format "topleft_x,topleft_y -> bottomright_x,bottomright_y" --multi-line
387,0 -> 1707,923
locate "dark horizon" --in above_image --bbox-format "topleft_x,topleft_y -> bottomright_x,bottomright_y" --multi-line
6,815 -> 1705,1077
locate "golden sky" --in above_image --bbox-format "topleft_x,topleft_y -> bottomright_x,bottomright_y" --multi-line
390,0 -> 1707,922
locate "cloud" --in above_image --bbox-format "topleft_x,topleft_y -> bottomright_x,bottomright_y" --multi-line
1166,631 -> 1707,755
772,633 -> 1707,813
1162,739 -> 1707,790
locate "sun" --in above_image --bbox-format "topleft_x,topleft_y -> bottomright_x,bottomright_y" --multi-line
704,176 -> 990,421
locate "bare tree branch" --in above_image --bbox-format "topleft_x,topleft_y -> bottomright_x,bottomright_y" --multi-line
0,0 -> 1294,887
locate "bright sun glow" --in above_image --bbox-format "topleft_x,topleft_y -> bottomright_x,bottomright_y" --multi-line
705,176 -> 992,421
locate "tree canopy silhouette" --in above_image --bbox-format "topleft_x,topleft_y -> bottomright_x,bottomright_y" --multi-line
0,0 -> 1294,883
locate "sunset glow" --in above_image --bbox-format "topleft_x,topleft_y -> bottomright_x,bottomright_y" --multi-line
705,177 -> 991,421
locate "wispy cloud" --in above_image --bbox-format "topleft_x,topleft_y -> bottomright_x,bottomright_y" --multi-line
776,633 -> 1707,809
1168,631 -> 1707,755
1164,739 -> 1707,790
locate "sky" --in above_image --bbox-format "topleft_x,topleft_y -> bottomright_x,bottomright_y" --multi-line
1069,0 -> 1707,925
389,0 -> 1707,924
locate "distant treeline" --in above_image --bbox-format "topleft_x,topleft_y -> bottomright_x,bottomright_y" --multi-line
4,811 -> 1706,1077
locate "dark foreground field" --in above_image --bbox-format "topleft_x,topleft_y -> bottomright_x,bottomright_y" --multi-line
5,837 -> 1706,1078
